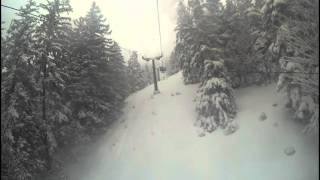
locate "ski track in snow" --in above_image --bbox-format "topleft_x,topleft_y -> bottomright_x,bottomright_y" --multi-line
69,72 -> 319,180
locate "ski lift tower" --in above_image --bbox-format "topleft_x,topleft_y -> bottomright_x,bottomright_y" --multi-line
142,54 -> 163,94
142,0 -> 164,95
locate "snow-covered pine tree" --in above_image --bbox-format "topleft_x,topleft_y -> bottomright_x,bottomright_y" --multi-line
221,0 -> 256,87
1,1 -> 47,179
267,0 -> 319,134
102,41 -> 130,121
172,0 -> 238,133
59,16 -> 92,148
250,0 -> 282,85
127,51 -> 148,92
221,0 -> 275,87
195,46 -> 237,132
175,0 -> 201,84
66,2 -> 130,141
221,0 -> 251,87
108,42 -> 130,101
34,0 -> 73,170
191,0 -> 237,133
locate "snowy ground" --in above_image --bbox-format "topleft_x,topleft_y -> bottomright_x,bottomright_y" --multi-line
68,72 -> 319,180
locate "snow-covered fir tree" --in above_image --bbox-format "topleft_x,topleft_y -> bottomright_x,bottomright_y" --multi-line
108,42 -> 130,100
66,2 -> 123,138
222,0 -> 259,87
127,51 -> 148,92
33,0 -> 74,170
250,0 -> 282,85
195,47 -> 237,132
175,0 -> 201,84
264,0 -> 319,134
175,0 -> 238,133
1,1 -> 47,179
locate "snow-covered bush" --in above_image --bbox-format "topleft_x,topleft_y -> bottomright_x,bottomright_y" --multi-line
195,59 -> 236,132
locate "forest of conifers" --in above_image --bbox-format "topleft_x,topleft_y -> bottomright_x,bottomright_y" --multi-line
1,0 -> 319,179
174,0 -> 319,135
173,0 -> 319,134
1,1 -> 152,179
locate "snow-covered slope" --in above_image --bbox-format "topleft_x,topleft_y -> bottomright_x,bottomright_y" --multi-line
69,71 -> 318,180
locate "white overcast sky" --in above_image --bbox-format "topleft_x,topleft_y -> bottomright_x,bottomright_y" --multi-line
70,0 -> 179,58
1,0 -> 225,61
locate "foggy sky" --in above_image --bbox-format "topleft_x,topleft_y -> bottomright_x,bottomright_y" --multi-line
1,0 -> 225,62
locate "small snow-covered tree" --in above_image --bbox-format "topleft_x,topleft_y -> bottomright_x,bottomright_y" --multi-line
195,47 -> 237,132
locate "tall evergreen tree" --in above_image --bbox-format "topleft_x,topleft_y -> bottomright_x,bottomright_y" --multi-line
1,1 -> 46,179
67,2 -> 117,136
175,0 -> 201,84
174,0 -> 237,133
34,0 -> 73,170
108,42 -> 130,100
65,2 -> 132,144
221,0 -> 268,87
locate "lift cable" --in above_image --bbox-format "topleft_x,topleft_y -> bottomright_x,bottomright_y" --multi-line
156,0 -> 163,56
